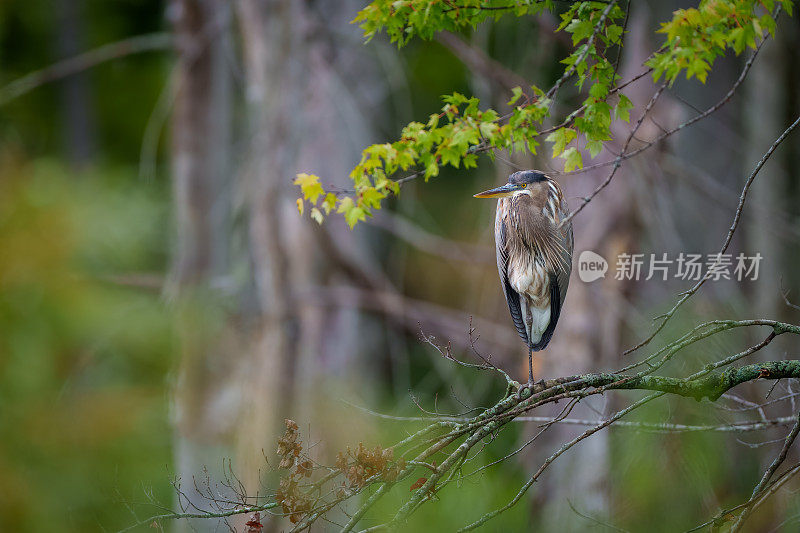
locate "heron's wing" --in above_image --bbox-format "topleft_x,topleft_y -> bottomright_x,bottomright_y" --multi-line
533,206 -> 573,351
555,214 -> 573,311
496,206 -> 530,346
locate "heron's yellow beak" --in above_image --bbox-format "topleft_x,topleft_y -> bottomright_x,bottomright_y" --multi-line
473,183 -> 521,198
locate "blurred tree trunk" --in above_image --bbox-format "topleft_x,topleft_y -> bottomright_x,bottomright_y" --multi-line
169,0 -> 235,530
232,1 -> 390,528
169,0 -> 389,527
55,0 -> 95,167
232,2 -> 299,516
741,21 -> 794,531
744,26 -> 788,319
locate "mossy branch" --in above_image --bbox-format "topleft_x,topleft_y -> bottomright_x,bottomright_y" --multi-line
561,359 -> 800,402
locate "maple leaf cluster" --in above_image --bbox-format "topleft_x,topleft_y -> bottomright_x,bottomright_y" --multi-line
335,443 -> 406,490
275,476 -> 313,525
274,419 -> 317,524
273,420 -> 408,524
276,419 -> 302,469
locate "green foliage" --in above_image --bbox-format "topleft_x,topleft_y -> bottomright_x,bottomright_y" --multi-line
296,0 -> 793,229
648,0 -> 788,83
0,156 -> 175,532
354,0 -> 554,45
296,90 -> 551,227
298,1 -> 631,226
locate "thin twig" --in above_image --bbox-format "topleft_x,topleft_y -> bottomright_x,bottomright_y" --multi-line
625,112 -> 800,356
0,33 -> 172,106
731,410 -> 800,531
558,82 -> 667,228
563,33 -> 771,178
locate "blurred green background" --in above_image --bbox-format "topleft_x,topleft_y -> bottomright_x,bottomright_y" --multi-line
3,1 -> 800,531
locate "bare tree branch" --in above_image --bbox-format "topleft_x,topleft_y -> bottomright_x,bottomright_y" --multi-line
0,33 -> 172,106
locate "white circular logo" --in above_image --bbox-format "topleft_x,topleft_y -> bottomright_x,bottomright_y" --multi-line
578,250 -> 608,282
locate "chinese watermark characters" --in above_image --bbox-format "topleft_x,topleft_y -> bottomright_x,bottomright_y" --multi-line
577,251 -> 762,283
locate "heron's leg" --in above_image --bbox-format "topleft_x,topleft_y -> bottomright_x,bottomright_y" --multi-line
527,346 -> 534,384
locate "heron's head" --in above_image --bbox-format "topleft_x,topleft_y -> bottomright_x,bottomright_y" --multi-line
473,170 -> 549,198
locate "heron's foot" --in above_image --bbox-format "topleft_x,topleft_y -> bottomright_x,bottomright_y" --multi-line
504,380 -> 522,398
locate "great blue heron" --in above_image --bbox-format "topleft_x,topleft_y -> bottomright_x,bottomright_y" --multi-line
474,170 -> 573,383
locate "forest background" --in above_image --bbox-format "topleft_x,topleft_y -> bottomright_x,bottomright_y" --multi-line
2,0 -> 800,531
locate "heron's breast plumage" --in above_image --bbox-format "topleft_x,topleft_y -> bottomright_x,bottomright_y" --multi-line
507,248 -> 550,305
